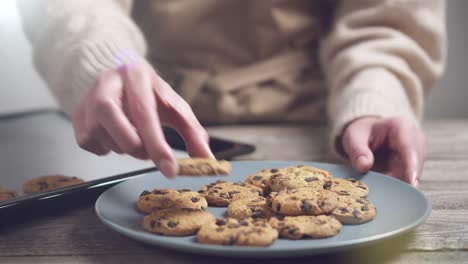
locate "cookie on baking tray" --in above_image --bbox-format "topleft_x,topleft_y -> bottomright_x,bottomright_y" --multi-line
22,175 -> 84,194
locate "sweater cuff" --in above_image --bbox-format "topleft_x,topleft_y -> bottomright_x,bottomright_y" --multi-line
55,39 -> 146,115
328,67 -> 419,159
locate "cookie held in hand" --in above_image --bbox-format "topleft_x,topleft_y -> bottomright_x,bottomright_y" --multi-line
177,158 -> 231,176
0,187 -> 16,201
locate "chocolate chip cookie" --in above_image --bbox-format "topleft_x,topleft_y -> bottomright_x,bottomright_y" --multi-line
269,215 -> 342,239
246,168 -> 284,193
323,178 -> 369,198
177,158 -> 231,176
268,165 -> 332,192
226,197 -> 277,220
332,196 -> 377,224
197,217 -> 278,246
268,189 -> 339,216
137,188 -> 208,213
198,180 -> 263,207
143,208 -> 215,236
23,175 -> 84,194
0,187 -> 16,202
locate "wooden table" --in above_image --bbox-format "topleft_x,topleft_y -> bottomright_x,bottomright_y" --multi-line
1,120 -> 467,263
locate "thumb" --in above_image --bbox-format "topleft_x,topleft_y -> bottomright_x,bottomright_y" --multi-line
342,121 -> 375,173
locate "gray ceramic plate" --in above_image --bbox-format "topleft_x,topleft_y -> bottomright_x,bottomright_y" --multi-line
95,161 -> 431,258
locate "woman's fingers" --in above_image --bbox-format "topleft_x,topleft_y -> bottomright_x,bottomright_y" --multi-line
342,118 -> 376,173
153,74 -> 214,159
93,71 -> 146,158
387,118 -> 425,186
121,63 -> 177,177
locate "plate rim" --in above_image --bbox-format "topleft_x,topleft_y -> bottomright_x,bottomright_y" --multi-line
95,160 -> 431,258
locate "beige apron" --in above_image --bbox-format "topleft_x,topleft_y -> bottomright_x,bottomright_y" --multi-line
132,0 -> 333,124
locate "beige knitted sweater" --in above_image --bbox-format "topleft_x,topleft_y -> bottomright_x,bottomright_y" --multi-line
17,0 -> 446,151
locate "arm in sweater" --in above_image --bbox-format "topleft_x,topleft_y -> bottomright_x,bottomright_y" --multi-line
320,0 -> 447,156
16,0 -> 147,115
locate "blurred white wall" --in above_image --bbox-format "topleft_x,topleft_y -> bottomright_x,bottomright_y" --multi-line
0,0 -> 57,114
0,0 -> 466,119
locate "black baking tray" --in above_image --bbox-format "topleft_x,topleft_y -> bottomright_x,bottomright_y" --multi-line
0,109 -> 254,223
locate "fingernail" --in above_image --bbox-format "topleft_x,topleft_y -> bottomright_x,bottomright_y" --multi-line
158,159 -> 178,178
356,155 -> 370,171
357,155 -> 369,165
410,171 -> 418,187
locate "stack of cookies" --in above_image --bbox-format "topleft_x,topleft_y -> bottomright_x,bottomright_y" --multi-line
139,160 -> 377,247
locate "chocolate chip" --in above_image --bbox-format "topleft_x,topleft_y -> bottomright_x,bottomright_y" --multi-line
179,189 -> 191,192
228,235 -> 237,245
352,209 -> 361,219
71,177 -> 78,179
38,181 -> 48,190
288,227 -> 298,235
266,200 -> 273,208
301,200 -> 312,212
356,199 -> 365,204
338,191 -> 350,196
239,220 -> 249,226
274,215 -> 285,221
270,168 -> 279,173
357,185 -> 367,190
323,181 -> 332,190
216,218 -> 227,226
252,176 -> 263,181
251,211 -> 265,218
339,207 -> 349,213
213,186 -> 223,190
140,190 -> 150,196
271,174 -> 282,179
197,190 -> 205,193
305,177 -> 319,182
153,189 -> 168,195
276,203 -> 281,212
361,205 -> 369,211
297,165 -> 304,168
144,197 -> 149,201
150,220 -> 156,228
191,197 -> 200,203
347,178 -> 357,183
167,221 -> 178,228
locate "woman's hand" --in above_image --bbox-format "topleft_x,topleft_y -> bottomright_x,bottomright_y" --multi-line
341,117 -> 426,186
72,59 -> 214,178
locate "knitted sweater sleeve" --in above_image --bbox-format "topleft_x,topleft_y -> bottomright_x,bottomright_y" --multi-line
17,0 -> 147,115
319,0 -> 447,156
